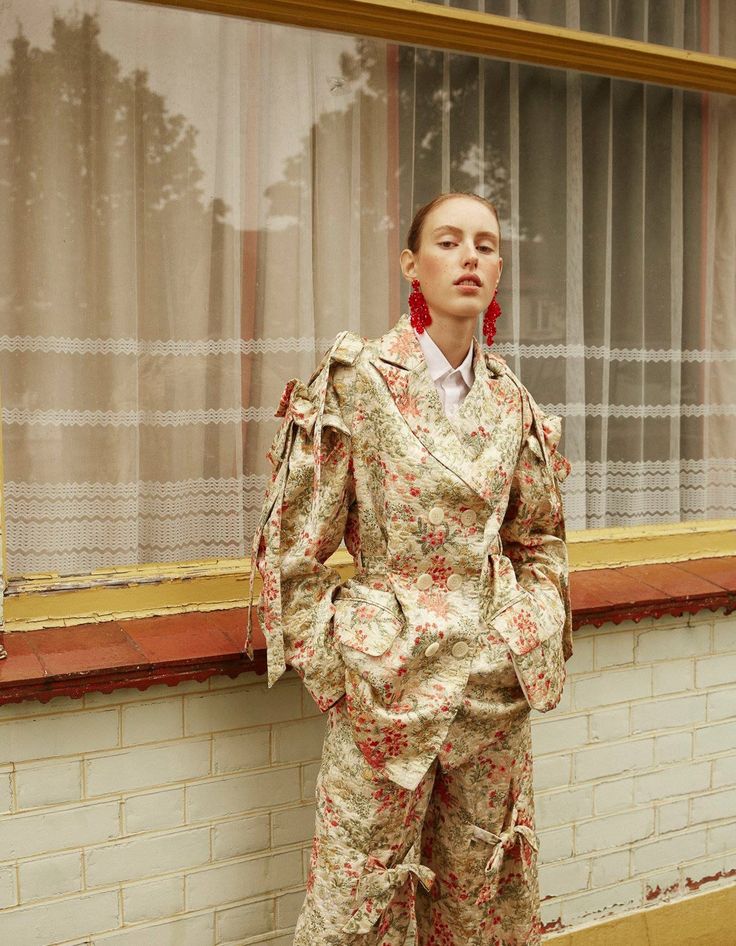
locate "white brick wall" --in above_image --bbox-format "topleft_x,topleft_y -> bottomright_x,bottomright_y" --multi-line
0,674 -> 318,945
535,610 -> 736,933
0,611 -> 733,944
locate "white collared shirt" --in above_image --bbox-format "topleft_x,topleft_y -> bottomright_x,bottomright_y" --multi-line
414,327 -> 475,419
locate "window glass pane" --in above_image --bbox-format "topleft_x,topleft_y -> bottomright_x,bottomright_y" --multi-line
0,1 -> 396,575
398,43 -> 735,528
1,0 -> 734,577
429,1 -> 717,54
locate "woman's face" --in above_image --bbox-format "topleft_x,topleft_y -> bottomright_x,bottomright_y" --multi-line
401,196 -> 503,323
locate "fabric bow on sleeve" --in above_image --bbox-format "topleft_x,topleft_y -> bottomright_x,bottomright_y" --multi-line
265,378 -> 318,467
244,332 -> 356,687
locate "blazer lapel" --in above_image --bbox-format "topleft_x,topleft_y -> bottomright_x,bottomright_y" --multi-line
370,314 -> 507,503
454,351 -> 517,502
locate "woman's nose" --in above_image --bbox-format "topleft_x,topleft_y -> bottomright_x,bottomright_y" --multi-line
462,244 -> 479,266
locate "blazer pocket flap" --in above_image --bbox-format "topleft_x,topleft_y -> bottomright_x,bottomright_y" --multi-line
490,595 -> 558,656
334,588 -> 403,657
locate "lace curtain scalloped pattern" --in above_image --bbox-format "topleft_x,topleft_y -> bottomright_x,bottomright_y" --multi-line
0,0 -> 734,577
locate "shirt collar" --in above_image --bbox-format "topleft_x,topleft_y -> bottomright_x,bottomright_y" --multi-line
414,327 -> 475,387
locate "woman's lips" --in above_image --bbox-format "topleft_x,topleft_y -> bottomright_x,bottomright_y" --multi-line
454,275 -> 482,290
455,281 -> 481,292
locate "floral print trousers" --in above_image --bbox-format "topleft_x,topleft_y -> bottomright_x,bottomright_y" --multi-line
294,639 -> 541,946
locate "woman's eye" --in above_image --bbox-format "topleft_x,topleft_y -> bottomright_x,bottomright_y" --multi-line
477,245 -> 494,254
439,240 -> 456,248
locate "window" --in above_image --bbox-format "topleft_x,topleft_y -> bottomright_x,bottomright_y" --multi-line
0,0 -> 734,597
432,0 -> 712,53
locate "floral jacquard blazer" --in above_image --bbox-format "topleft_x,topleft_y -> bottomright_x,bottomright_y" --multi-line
247,313 -> 573,790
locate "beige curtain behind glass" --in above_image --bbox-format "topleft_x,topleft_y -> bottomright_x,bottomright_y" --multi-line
0,1 -> 392,576
401,0 -> 736,529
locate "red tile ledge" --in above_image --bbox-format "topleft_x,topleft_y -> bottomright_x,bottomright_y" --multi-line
0,611 -> 266,706
0,557 -> 734,706
570,558 -> 736,627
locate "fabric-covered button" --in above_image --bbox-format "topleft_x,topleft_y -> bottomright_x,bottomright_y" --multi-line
446,574 -> 462,591
363,765 -> 374,781
424,641 -> 440,658
428,506 -> 445,525
417,573 -> 433,590
460,509 -> 477,526
451,641 -> 470,658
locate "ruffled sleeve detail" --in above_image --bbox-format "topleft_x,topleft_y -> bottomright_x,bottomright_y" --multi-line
245,331 -> 364,701
500,377 -> 574,663
487,353 -> 570,483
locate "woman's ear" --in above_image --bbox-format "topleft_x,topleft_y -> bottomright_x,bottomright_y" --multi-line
400,248 -> 417,282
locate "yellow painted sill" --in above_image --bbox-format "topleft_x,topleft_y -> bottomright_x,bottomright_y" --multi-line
3,519 -> 735,631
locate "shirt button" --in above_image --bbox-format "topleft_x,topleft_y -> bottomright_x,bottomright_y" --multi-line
461,509 -> 477,526
452,641 -> 470,658
428,506 -> 445,525
446,573 -> 462,591
424,641 -> 440,658
417,573 -> 433,590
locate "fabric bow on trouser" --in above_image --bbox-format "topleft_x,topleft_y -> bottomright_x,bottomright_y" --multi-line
473,802 -> 539,906
343,847 -> 436,935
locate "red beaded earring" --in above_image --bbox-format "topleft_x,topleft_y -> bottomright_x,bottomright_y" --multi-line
409,279 -> 432,333
483,289 -> 502,346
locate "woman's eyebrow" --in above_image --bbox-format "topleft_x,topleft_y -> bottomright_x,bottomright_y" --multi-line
431,225 -> 498,242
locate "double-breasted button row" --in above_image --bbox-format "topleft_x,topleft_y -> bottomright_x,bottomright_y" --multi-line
423,640 -> 472,659
428,506 -> 477,527
416,571 -> 463,591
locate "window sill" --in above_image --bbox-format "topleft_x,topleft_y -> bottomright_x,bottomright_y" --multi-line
0,557 -> 734,707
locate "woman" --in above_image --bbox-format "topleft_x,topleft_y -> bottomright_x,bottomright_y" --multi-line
247,192 -> 573,945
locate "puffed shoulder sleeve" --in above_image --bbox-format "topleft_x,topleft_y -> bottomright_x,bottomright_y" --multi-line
245,331 -> 364,710
500,386 -> 574,661
537,413 -> 571,484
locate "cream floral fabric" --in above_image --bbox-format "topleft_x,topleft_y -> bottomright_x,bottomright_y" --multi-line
248,312 -> 572,788
295,675 -> 539,945
247,312 -> 572,941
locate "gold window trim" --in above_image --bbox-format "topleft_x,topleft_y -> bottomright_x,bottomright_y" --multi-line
127,0 -> 736,94
2,0 -> 735,629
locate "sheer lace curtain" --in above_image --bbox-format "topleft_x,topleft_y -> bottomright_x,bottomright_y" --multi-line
0,0 -> 734,580
0,1 -> 392,576
408,0 -> 736,529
